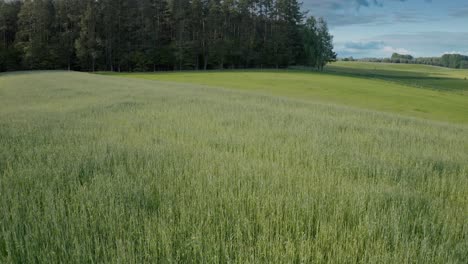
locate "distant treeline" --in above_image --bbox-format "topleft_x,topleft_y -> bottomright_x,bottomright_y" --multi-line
344,53 -> 468,69
0,0 -> 336,72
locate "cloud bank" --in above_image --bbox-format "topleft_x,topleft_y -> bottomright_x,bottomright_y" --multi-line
335,31 -> 468,58
303,0 -> 433,26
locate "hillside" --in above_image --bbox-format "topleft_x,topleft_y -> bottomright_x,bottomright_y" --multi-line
1,71 -> 467,263
102,62 -> 468,124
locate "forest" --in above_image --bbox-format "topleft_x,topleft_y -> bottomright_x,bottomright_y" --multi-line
0,0 -> 336,72
355,53 -> 468,69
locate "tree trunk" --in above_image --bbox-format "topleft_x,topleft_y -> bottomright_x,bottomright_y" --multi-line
67,54 -> 71,71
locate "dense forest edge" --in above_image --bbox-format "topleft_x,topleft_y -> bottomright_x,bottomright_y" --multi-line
343,53 -> 468,69
0,0 -> 336,72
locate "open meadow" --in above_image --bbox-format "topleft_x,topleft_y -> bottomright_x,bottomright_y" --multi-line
1,63 -> 468,263
104,62 -> 468,124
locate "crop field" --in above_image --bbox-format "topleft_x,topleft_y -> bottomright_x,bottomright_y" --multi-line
1,64 -> 468,263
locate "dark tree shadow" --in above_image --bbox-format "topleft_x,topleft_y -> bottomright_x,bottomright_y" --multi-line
320,66 -> 468,92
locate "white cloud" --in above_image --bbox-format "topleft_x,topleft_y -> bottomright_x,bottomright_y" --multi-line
335,40 -> 412,58
383,46 -> 411,55
363,32 -> 468,57
303,0 -> 434,26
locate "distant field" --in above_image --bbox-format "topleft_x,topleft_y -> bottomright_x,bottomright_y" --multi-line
1,71 -> 467,263
329,61 -> 468,78
327,61 -> 468,92
102,62 -> 468,124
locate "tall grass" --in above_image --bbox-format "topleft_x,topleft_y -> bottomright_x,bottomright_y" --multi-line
1,71 -> 467,263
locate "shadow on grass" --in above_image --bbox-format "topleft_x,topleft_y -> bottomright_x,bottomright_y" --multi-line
320,66 -> 468,93
0,70 -> 72,77
7,68 -> 467,93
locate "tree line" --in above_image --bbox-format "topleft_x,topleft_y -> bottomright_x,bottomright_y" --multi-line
0,0 -> 336,72
354,53 -> 468,69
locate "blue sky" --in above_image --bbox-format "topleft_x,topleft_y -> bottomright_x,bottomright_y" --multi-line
303,0 -> 468,58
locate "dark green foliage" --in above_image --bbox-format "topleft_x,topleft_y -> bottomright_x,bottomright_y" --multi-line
0,0 -> 335,72
0,0 -> 21,71
74,1 -> 99,71
440,54 -> 468,69
301,17 -> 336,70
391,53 -> 414,62
15,0 -> 56,69
359,53 -> 468,69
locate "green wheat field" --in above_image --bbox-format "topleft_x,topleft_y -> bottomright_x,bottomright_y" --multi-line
1,62 -> 468,263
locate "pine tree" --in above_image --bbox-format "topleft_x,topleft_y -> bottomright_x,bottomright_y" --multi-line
139,0 -> 172,71
1,0 -> 335,72
170,0 -> 191,70
0,0 -> 21,71
54,0 -> 83,70
75,1 -> 100,71
316,17 -> 336,70
302,16 -> 318,68
207,0 -> 225,69
15,0 -> 55,69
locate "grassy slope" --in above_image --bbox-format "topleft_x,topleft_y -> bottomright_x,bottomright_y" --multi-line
329,61 -> 468,78
102,63 -> 468,124
327,61 -> 468,92
1,71 -> 467,263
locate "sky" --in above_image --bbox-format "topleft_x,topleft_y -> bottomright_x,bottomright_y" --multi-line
303,0 -> 468,58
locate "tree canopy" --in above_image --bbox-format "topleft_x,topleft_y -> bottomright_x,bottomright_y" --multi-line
0,0 -> 336,72
357,53 -> 468,69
